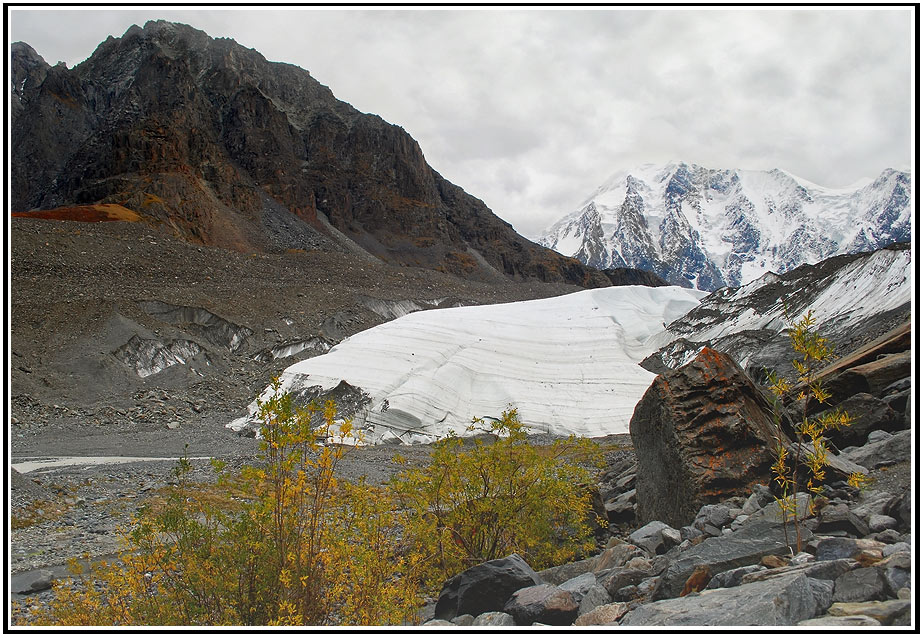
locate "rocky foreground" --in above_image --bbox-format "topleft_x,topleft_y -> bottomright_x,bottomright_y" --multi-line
420,328 -> 913,627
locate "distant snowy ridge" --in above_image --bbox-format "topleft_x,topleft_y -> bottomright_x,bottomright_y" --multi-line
644,244 -> 912,375
228,286 -> 707,443
538,162 -> 911,291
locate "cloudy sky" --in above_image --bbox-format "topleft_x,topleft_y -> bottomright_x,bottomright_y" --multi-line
8,6 -> 914,237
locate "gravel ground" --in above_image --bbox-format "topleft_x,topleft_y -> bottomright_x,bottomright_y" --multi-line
8,216 -> 589,618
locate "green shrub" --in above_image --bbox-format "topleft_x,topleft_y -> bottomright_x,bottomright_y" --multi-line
767,310 -> 863,553
391,408 -> 603,591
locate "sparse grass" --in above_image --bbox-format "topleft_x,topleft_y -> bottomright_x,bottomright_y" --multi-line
12,499 -> 69,530
12,204 -> 141,223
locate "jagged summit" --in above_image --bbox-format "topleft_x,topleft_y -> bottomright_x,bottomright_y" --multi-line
11,21 -> 609,288
539,161 -> 911,291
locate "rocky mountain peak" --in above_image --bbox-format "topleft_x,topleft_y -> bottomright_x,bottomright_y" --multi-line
12,21 -> 608,288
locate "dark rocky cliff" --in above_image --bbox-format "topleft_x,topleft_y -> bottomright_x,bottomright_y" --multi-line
11,20 -> 609,287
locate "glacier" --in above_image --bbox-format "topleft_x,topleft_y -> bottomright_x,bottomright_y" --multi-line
228,285 -> 707,443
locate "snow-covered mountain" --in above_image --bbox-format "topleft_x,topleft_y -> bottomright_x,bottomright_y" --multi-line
228,285 -> 707,442
538,162 -> 911,290
642,243 -> 912,379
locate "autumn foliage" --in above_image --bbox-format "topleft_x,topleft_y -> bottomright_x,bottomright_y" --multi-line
24,385 -> 599,626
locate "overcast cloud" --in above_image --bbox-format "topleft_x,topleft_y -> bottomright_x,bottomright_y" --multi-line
8,6 -> 914,237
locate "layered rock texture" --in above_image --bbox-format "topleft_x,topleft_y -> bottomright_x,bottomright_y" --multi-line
538,161 -> 911,290
629,348 -> 780,528
11,20 -> 608,287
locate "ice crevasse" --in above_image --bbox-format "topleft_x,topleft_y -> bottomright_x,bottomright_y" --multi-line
229,285 -> 708,444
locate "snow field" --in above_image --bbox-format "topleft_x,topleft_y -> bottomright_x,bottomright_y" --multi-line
230,286 -> 707,443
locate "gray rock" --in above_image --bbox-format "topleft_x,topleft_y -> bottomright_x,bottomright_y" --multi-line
747,492 -> 812,524
591,543 -> 645,573
740,558 -> 856,586
503,583 -> 579,626
661,526 -> 682,548
559,571 -> 612,615
681,525 -> 704,541
628,520 -> 672,555
537,556 -> 596,586
613,584 -> 638,602
695,504 -> 734,530
604,489 -> 637,523
598,567 -> 650,598
578,584 -> 612,616
621,573 -> 829,626
706,564 -> 765,590
868,514 -> 898,532
833,566 -> 888,603
807,577 -> 835,615
422,619 -> 454,626
653,518 -> 813,600
14,569 -> 55,594
823,393 -> 901,447
815,538 -> 885,561
870,529 -> 902,544
798,615 -> 881,626
882,541 -> 911,557
867,430 -> 892,444
559,571 -> 596,600
883,565 -> 911,597
450,614 -> 474,625
471,611 -> 517,626
844,430 -> 910,468
885,490 -> 911,529
827,600 -> 911,626
434,553 -> 542,620
791,552 -> 814,565
574,601 -> 630,626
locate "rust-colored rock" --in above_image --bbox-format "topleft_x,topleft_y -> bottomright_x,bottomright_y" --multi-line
630,347 -> 783,528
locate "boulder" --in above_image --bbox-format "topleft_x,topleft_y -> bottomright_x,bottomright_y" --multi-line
591,543 -> 646,573
13,569 -> 55,594
537,557 -> 596,586
628,520 -> 677,555
823,393 -> 901,446
815,538 -> 885,562
598,567 -> 651,599
834,567 -> 889,603
559,572 -> 612,615
798,615 -> 881,626
574,602 -> 630,626
653,518 -> 813,600
630,348 -> 782,528
621,573 -> 830,626
826,600 -> 911,626
502,584 -> 579,626
885,489 -> 911,529
833,351 -> 911,398
434,553 -> 542,620
740,558 -> 856,586
706,564 -> 766,589
471,611 -> 517,626
603,489 -> 636,523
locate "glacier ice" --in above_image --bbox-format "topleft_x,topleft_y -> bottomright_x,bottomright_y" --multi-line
228,285 -> 707,443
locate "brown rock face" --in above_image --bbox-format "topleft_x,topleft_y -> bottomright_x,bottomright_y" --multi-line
11,20 -> 610,288
629,347 -> 782,528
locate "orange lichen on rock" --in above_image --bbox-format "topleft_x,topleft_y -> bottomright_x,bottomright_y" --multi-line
13,204 -> 142,223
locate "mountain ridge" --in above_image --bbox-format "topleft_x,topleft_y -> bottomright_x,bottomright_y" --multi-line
11,20 -> 610,288
538,161 -> 911,290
